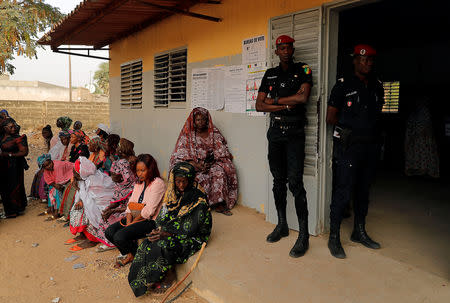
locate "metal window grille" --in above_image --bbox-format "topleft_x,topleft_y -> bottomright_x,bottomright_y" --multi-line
120,60 -> 143,109
382,81 -> 400,113
154,48 -> 187,107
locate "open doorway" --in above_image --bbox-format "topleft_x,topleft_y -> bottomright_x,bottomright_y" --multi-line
331,0 -> 450,279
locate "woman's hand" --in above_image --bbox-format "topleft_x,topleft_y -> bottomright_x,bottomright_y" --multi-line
74,200 -> 84,210
147,229 -> 172,242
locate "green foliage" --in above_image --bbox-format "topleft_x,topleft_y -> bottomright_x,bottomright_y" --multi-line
94,62 -> 109,95
0,0 -> 63,74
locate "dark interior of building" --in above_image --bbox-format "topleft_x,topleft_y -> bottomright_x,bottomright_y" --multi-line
337,0 -> 450,177
335,0 -> 450,279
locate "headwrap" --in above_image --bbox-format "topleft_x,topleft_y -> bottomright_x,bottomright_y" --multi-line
73,121 -> 82,130
58,130 -> 71,138
90,136 -> 107,151
97,123 -> 111,135
69,129 -> 89,144
161,162 -> 205,218
57,116 -> 73,131
77,156 -> 96,180
37,154 -> 51,168
0,109 -> 9,117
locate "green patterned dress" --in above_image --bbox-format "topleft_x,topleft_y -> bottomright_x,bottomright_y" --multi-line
128,190 -> 212,297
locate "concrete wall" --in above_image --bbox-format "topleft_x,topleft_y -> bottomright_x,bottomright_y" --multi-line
0,79 -> 108,102
0,100 -> 110,131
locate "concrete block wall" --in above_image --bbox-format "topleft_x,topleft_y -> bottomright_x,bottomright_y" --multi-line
0,100 -> 110,131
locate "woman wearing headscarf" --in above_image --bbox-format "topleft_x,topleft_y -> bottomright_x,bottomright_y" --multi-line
68,130 -> 90,162
42,158 -> 74,218
96,139 -> 138,251
73,121 -> 90,145
66,157 -> 115,251
105,154 -> 166,267
128,162 -> 212,297
0,118 -> 29,218
49,131 -> 71,161
170,107 -> 238,215
49,116 -> 72,149
88,136 -> 107,168
30,154 -> 52,202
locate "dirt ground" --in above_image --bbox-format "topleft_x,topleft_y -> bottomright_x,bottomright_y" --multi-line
0,132 -> 207,303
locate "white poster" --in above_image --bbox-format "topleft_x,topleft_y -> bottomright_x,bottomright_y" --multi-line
191,67 -> 225,110
246,62 -> 267,117
242,35 -> 266,65
224,65 -> 246,113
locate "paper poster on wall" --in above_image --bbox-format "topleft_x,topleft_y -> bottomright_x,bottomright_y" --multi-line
242,35 -> 266,65
191,67 -> 225,110
224,65 -> 246,113
246,62 -> 267,117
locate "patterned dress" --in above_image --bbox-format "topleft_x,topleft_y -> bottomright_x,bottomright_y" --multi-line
169,107 -> 238,209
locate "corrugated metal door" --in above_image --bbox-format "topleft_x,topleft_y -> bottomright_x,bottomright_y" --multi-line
267,7 -> 322,235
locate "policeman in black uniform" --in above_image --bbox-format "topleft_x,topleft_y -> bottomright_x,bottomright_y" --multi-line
256,35 -> 313,258
326,44 -> 384,259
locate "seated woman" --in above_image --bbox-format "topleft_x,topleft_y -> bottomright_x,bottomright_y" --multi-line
97,139 -> 138,251
67,157 -> 115,251
0,118 -> 29,218
30,154 -> 52,202
73,121 -> 89,145
170,107 -> 238,215
42,157 -> 74,219
68,130 -> 90,162
50,116 -> 72,149
105,154 -> 166,268
88,136 -> 107,169
100,133 -> 120,175
128,162 -> 212,297
49,131 -> 71,161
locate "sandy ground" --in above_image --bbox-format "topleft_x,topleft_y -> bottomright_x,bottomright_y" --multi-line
0,133 -> 206,303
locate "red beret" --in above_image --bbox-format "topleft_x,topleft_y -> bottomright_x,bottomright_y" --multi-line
276,35 -> 295,45
353,44 -> 376,57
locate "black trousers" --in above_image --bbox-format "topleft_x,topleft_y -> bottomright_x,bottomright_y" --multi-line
105,218 -> 156,256
330,141 -> 379,225
267,126 -> 308,220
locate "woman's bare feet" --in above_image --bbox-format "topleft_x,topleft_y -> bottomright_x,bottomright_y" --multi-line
152,268 -> 176,294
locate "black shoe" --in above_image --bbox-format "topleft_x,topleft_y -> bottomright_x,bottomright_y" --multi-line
328,234 -> 346,259
266,224 -> 289,243
289,218 -> 309,258
350,223 -> 380,249
289,235 -> 309,258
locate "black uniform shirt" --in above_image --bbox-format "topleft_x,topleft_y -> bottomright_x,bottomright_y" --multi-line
328,74 -> 384,136
259,61 -> 313,118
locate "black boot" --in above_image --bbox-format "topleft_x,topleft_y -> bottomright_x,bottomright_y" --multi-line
289,217 -> 309,258
328,223 -> 346,259
350,221 -> 380,249
266,209 -> 289,243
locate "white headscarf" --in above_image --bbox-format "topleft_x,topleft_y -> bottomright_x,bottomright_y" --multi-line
76,157 -> 114,228
97,123 -> 111,135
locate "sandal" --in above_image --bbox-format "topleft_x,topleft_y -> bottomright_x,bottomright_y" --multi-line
216,208 -> 233,216
96,244 -> 115,253
44,215 -> 56,221
64,238 -> 80,245
114,260 -> 125,268
56,216 -> 67,222
38,211 -> 49,216
70,244 -> 84,252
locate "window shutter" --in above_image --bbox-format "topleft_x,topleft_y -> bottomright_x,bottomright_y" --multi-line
154,48 -> 187,107
270,9 -> 321,176
120,60 -> 142,109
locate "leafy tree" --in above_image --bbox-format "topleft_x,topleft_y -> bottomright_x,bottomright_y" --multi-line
0,0 -> 63,74
94,62 -> 109,95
